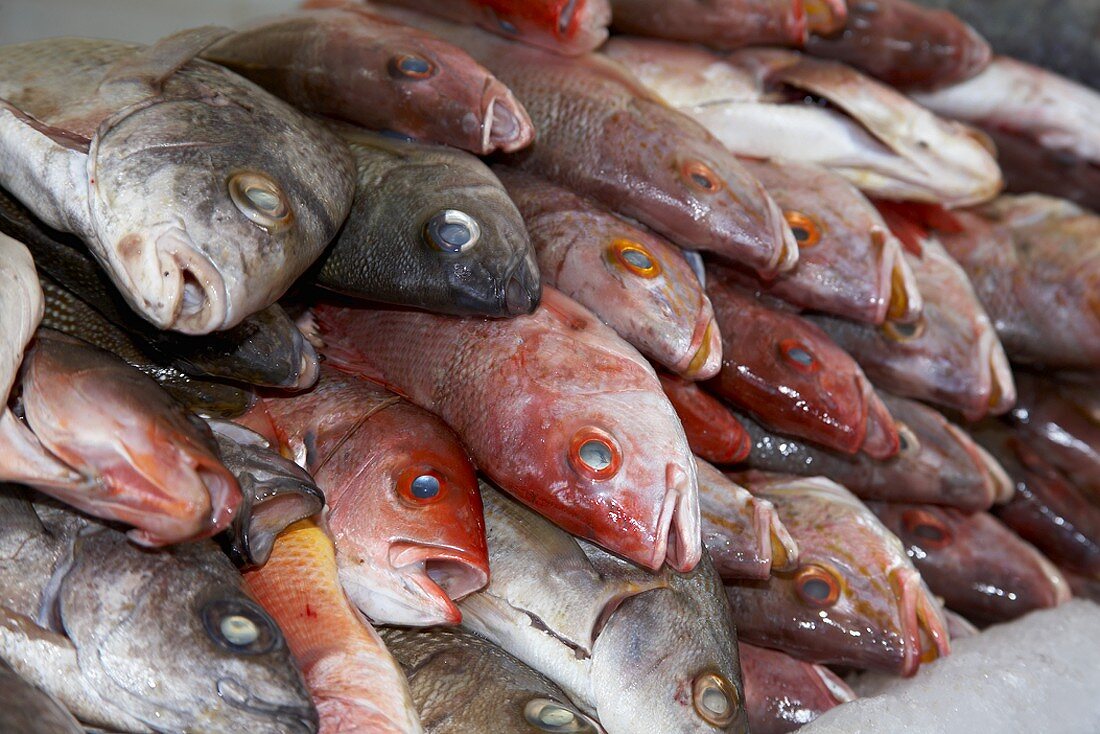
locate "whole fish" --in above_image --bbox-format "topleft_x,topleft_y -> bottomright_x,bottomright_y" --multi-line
0,657 -> 84,734
459,482 -> 747,734
603,40 -> 1002,206
868,501 -> 1071,625
309,288 -> 701,572
0,488 -> 316,733
735,158 -> 922,325
705,266 -> 899,459
251,367 -> 488,626
207,420 -> 325,569
736,393 -> 1012,511
804,0 -> 990,90
608,0 -> 817,48
912,57 -> 1100,211
0,330 -> 241,546
938,195 -> 1100,369
0,29 -> 355,334
737,642 -> 855,734
315,125 -> 540,316
378,8 -> 798,277
659,373 -> 750,464
245,519 -> 423,734
0,231 -> 41,406
371,0 -> 612,55
380,626 -> 606,734
697,458 -> 799,581
204,7 -> 533,155
725,472 -> 951,676
499,168 -> 720,378
809,207 -> 1014,421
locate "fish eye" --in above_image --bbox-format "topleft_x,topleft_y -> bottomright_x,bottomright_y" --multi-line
902,509 -> 952,550
398,469 -> 447,505
794,564 -> 841,607
692,672 -> 739,727
388,53 -> 436,80
557,0 -> 578,35
523,699 -> 599,733
784,210 -> 822,248
610,239 -> 661,278
883,316 -> 926,342
201,599 -> 280,655
424,209 -> 481,253
228,172 -> 293,233
681,160 -> 723,194
896,422 -> 921,456
778,338 -> 819,372
569,428 -> 622,481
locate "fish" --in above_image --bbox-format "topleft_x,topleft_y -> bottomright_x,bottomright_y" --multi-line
697,458 -> 798,581
0,329 -> 241,546
244,519 -> 423,734
499,168 -> 720,378
724,472 -> 951,676
704,265 -> 900,459
804,0 -> 991,90
0,231 -> 41,407
911,57 -> 1100,212
376,8 -> 798,277
314,125 -> 540,316
737,642 -> 855,734
602,40 -> 1002,206
735,392 -> 1013,512
459,481 -> 747,734
734,158 -> 922,325
370,0 -> 612,55
0,657 -> 84,734
659,373 -> 750,464
937,195 -> 1100,369
308,288 -> 701,572
0,487 -> 316,733
867,501 -> 1071,625
808,205 -> 1015,421
203,7 -> 534,155
0,29 -> 355,334
608,0 -> 818,48
379,625 -> 606,734
207,420 -> 325,569
250,367 -> 488,626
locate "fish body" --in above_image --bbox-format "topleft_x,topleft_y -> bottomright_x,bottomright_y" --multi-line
245,519 -> 423,734
0,31 -> 355,334
316,126 -> 540,316
737,642 -> 855,734
659,373 -> 750,464
205,8 -> 533,154
608,0 -> 812,48
500,168 -> 719,378
309,289 -> 701,572
725,472 -> 950,676
705,267 -> 899,459
0,657 -> 84,734
0,231 -> 41,405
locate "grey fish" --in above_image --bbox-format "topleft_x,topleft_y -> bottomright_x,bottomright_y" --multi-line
0,29 -> 355,334
0,486 -> 317,733
380,626 -> 606,734
0,657 -> 83,734
0,230 -> 41,408
316,124 -> 540,315
459,481 -> 747,734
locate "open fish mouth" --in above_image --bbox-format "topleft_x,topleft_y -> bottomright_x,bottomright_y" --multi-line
481,79 -> 535,154
388,541 -> 491,624
653,462 -> 702,572
895,569 -> 951,677
764,194 -> 801,277
976,328 -> 1017,419
675,315 -> 722,381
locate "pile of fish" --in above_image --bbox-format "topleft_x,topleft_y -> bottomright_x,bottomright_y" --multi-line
1,0 -> 1098,732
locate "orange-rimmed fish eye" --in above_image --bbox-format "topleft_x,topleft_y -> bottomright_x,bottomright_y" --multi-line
388,53 -> 436,80
569,428 -> 622,481
778,338 -> 819,373
228,172 -> 292,233
883,316 -> 926,342
682,160 -> 723,194
424,209 -> 481,253
896,422 -> 921,457
397,468 -> 447,505
784,210 -> 822,248
692,672 -> 739,727
523,699 -> 599,733
610,239 -> 661,278
794,564 -> 841,607
902,509 -> 953,550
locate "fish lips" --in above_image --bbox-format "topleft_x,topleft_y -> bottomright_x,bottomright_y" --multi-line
381,541 -> 491,625
445,250 -> 542,316
215,676 -> 318,734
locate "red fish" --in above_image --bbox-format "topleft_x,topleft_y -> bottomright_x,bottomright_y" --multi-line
308,288 -> 701,572
608,0 -> 816,48
659,373 -> 750,464
738,642 -> 855,734
249,367 -> 488,626
705,265 -> 899,459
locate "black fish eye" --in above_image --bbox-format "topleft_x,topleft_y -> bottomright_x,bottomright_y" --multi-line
424,210 -> 481,253
202,599 -> 280,655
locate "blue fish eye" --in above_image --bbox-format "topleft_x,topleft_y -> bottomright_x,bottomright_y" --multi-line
425,210 -> 481,253
410,474 -> 441,500
389,54 -> 435,79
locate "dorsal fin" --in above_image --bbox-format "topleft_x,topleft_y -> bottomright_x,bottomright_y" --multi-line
100,25 -> 235,92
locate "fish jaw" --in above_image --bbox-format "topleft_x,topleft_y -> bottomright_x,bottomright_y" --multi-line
366,541 -> 491,627
481,77 -> 536,154
881,229 -> 924,324
756,496 -> 799,574
894,568 -> 950,677
674,316 -> 722,381
656,461 -> 703,573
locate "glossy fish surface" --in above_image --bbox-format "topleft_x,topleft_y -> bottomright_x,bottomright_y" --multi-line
659,373 -> 750,464
608,0 -> 813,49
0,230 -> 41,407
738,642 -> 855,734
0,657 -> 83,734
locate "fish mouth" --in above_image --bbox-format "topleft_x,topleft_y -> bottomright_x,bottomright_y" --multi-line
754,495 -> 799,573
481,79 -> 535,154
804,0 -> 848,35
878,229 -> 923,324
861,385 -> 901,459
124,454 -> 242,546
964,433 -> 1016,505
288,327 -> 321,391
652,462 -> 702,572
675,316 -> 722,381
133,227 -> 229,335
500,255 -> 542,316
976,329 -> 1016,419
894,569 -> 951,677
388,541 -> 491,625
215,677 -> 318,734
762,194 -> 801,277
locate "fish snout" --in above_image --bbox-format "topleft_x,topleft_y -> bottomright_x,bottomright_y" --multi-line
503,259 -> 542,315
481,79 -> 535,154
215,677 -> 318,734
676,316 -> 722,381
658,461 -> 702,573
389,542 -> 491,622
143,229 -> 230,334
288,329 -> 320,391
766,194 -> 801,277
882,231 -> 923,323
893,569 -> 951,677
861,387 -> 901,459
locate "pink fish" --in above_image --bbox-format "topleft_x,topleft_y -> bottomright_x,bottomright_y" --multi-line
738,641 -> 855,734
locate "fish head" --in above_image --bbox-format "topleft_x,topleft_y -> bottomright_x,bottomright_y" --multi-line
464,0 -> 610,54
87,86 -> 354,334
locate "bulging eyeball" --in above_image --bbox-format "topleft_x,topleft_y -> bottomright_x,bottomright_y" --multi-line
388,53 -> 436,80
778,338 -> 819,372
228,171 -> 293,233
681,160 -> 723,194
609,239 -> 661,278
794,564 -> 842,607
568,427 -> 622,481
202,599 -> 281,655
523,698 -> 600,733
424,210 -> 481,253
397,468 -> 447,505
902,508 -> 953,550
784,210 -> 822,248
692,672 -> 739,727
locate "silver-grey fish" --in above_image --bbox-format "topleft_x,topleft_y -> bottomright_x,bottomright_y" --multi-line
0,657 -> 83,734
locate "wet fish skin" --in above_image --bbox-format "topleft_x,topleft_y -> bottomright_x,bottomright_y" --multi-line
0,489 -> 317,734
316,125 -> 540,317
500,168 -> 720,378
309,288 -> 701,573
868,501 -> 1071,625
0,657 -> 84,734
737,642 -> 855,734
725,472 -> 951,676
659,373 -> 750,464
0,231 -> 42,405
380,625 -> 605,734
608,0 -> 810,48
0,31 -> 355,334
